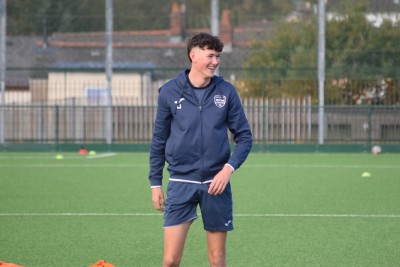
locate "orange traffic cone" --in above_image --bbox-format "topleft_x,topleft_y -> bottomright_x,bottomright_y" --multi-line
0,262 -> 24,267
89,259 -> 116,267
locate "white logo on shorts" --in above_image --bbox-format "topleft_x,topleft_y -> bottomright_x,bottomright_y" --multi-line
224,220 -> 232,226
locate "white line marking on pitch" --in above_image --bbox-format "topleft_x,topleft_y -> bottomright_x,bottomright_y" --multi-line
234,213 -> 400,218
1,163 -> 397,169
247,164 -> 400,169
0,213 -> 399,218
0,213 -> 162,217
86,153 -> 117,159
0,164 -> 146,168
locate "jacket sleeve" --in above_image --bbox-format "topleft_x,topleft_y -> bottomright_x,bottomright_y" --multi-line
148,89 -> 172,187
226,89 -> 252,171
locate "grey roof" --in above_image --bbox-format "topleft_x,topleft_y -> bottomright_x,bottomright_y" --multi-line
6,36 -> 40,87
50,30 -> 174,44
5,32 -> 255,88
52,60 -> 156,70
6,36 -> 38,68
39,45 -> 252,70
7,29 -> 260,71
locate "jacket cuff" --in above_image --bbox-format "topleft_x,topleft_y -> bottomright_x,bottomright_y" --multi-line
150,178 -> 162,187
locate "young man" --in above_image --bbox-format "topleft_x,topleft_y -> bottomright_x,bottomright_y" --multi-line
148,32 -> 252,267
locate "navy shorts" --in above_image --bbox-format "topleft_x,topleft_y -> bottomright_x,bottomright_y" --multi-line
163,181 -> 233,232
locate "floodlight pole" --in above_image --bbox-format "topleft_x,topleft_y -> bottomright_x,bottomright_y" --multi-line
211,0 -> 219,37
105,0 -> 113,145
317,0 -> 325,145
0,0 -> 6,145
211,0 -> 219,76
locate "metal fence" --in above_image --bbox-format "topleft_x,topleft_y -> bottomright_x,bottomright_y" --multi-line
2,1 -> 400,151
2,102 -> 399,145
1,68 -> 400,147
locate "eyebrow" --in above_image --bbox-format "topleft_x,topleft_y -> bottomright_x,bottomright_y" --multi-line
202,48 -> 220,54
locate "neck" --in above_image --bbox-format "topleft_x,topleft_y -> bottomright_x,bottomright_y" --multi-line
188,71 -> 211,88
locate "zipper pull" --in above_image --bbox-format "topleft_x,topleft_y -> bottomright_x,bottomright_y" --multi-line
199,105 -> 202,111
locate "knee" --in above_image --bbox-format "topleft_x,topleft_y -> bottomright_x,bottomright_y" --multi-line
208,250 -> 226,267
163,256 -> 182,267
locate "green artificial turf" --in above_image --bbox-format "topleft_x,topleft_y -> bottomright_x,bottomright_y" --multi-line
1,152 -> 399,266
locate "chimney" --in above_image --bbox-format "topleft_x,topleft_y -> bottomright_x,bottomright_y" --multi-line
220,10 -> 232,52
170,2 -> 182,43
42,17 -> 49,49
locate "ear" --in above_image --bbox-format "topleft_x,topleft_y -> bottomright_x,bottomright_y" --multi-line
189,49 -> 197,63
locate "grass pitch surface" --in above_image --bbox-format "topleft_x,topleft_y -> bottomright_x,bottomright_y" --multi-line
1,152 -> 399,266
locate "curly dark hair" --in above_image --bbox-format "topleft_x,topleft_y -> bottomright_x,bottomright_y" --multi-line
187,32 -> 224,62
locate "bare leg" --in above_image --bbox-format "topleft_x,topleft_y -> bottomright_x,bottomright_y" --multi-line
163,221 -> 192,267
207,231 -> 227,267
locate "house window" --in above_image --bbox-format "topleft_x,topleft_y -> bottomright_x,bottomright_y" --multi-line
86,88 -> 108,105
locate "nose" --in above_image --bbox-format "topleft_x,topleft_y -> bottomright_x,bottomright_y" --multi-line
213,56 -> 220,65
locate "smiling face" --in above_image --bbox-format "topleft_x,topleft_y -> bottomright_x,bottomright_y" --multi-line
189,46 -> 221,86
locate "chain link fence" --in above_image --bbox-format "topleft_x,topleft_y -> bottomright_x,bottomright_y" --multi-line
2,0 -> 400,148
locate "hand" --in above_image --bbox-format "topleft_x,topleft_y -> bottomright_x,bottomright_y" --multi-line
208,165 -> 233,195
151,187 -> 165,212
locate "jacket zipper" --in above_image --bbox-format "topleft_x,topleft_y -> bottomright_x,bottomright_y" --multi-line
199,103 -> 204,182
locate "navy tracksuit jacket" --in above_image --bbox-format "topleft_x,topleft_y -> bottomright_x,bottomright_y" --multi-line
149,69 -> 252,187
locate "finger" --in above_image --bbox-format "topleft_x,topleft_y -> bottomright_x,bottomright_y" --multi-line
152,200 -> 160,210
154,203 -> 164,212
209,183 -> 221,195
153,200 -> 164,211
159,203 -> 165,212
153,196 -> 162,209
214,185 -> 223,195
208,181 -> 217,194
214,182 -> 227,195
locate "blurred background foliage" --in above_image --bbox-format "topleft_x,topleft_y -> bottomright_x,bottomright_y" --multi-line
7,0 -> 298,35
5,0 -> 400,104
240,1 -> 400,104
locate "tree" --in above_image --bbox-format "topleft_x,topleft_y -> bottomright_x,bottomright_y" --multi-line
7,0 -> 299,35
241,1 -> 400,105
7,0 -> 84,35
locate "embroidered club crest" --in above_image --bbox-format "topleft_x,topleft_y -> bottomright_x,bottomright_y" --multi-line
214,95 -> 226,108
